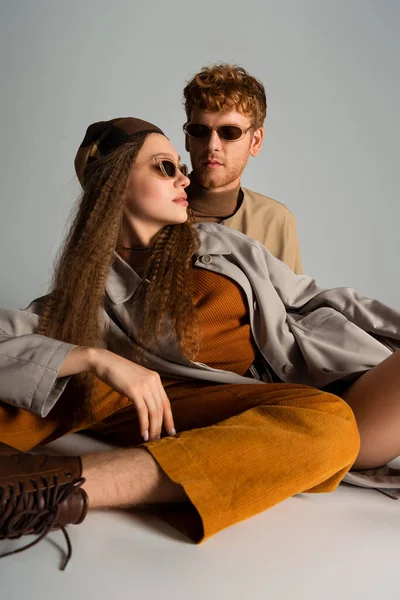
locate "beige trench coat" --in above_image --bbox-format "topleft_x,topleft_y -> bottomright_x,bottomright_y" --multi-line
0,223 -> 398,418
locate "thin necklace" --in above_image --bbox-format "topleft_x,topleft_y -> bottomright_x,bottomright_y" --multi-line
116,246 -> 149,251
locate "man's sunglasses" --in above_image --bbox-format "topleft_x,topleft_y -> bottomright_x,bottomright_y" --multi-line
183,122 -> 253,142
153,158 -> 189,178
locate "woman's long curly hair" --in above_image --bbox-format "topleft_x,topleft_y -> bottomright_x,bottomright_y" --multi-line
39,134 -> 200,423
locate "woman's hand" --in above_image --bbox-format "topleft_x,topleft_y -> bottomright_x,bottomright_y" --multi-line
59,347 -> 175,442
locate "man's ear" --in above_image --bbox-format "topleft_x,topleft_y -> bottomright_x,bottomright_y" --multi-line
250,127 -> 264,157
185,135 -> 190,153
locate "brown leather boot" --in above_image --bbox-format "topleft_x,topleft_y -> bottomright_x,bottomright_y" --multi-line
0,453 -> 88,570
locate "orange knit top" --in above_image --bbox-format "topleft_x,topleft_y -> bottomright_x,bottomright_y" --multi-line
118,248 -> 257,382
191,267 -> 257,376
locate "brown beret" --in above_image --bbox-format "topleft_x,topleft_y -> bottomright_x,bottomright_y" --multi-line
74,117 -> 164,186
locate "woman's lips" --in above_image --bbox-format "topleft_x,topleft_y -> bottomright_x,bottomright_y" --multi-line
173,197 -> 189,206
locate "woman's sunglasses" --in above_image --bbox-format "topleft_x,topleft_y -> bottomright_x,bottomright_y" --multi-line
183,122 -> 253,142
153,158 -> 189,178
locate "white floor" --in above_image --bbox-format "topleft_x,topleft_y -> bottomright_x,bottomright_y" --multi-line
1,433 -> 398,600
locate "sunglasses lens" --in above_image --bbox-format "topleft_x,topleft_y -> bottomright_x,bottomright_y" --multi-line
179,164 -> 189,177
186,123 -> 210,139
161,160 -> 177,177
218,126 -> 244,140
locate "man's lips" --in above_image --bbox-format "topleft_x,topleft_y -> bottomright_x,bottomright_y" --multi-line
203,159 -> 223,167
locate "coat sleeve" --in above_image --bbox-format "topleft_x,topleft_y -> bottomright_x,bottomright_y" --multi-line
259,244 -> 400,342
0,303 -> 76,417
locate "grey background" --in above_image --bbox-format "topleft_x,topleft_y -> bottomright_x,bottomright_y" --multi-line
0,0 -> 399,308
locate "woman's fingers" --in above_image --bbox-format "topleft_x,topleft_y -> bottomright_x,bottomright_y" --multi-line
151,382 -> 175,438
143,372 -> 173,440
132,395 -> 150,441
141,388 -> 174,441
161,390 -> 176,435
145,393 -> 163,441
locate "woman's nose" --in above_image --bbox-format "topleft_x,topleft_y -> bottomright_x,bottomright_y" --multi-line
176,171 -> 190,188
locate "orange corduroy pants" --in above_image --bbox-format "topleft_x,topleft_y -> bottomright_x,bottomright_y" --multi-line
0,379 -> 359,541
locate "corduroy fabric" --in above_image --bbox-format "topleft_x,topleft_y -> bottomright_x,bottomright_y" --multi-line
0,381 -> 134,452
0,379 -> 359,542
145,382 -> 359,541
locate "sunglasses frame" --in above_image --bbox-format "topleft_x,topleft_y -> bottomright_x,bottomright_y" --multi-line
152,157 -> 188,178
183,122 -> 253,142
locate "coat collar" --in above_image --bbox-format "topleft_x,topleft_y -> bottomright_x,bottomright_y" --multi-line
105,225 -> 232,305
195,226 -> 232,257
105,252 -> 142,305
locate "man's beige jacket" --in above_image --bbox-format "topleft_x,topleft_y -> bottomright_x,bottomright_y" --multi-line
224,188 -> 303,274
0,223 -> 398,418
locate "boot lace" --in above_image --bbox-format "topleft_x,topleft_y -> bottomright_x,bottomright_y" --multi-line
0,475 -> 85,570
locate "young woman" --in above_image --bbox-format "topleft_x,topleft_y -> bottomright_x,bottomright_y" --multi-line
0,117 -> 399,569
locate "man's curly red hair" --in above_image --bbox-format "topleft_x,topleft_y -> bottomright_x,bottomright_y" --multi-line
183,63 -> 267,129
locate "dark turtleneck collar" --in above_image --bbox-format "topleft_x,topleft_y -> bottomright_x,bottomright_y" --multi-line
116,245 -> 151,278
187,175 -> 243,223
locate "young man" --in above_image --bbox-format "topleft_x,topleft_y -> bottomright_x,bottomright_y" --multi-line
183,63 -> 303,274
